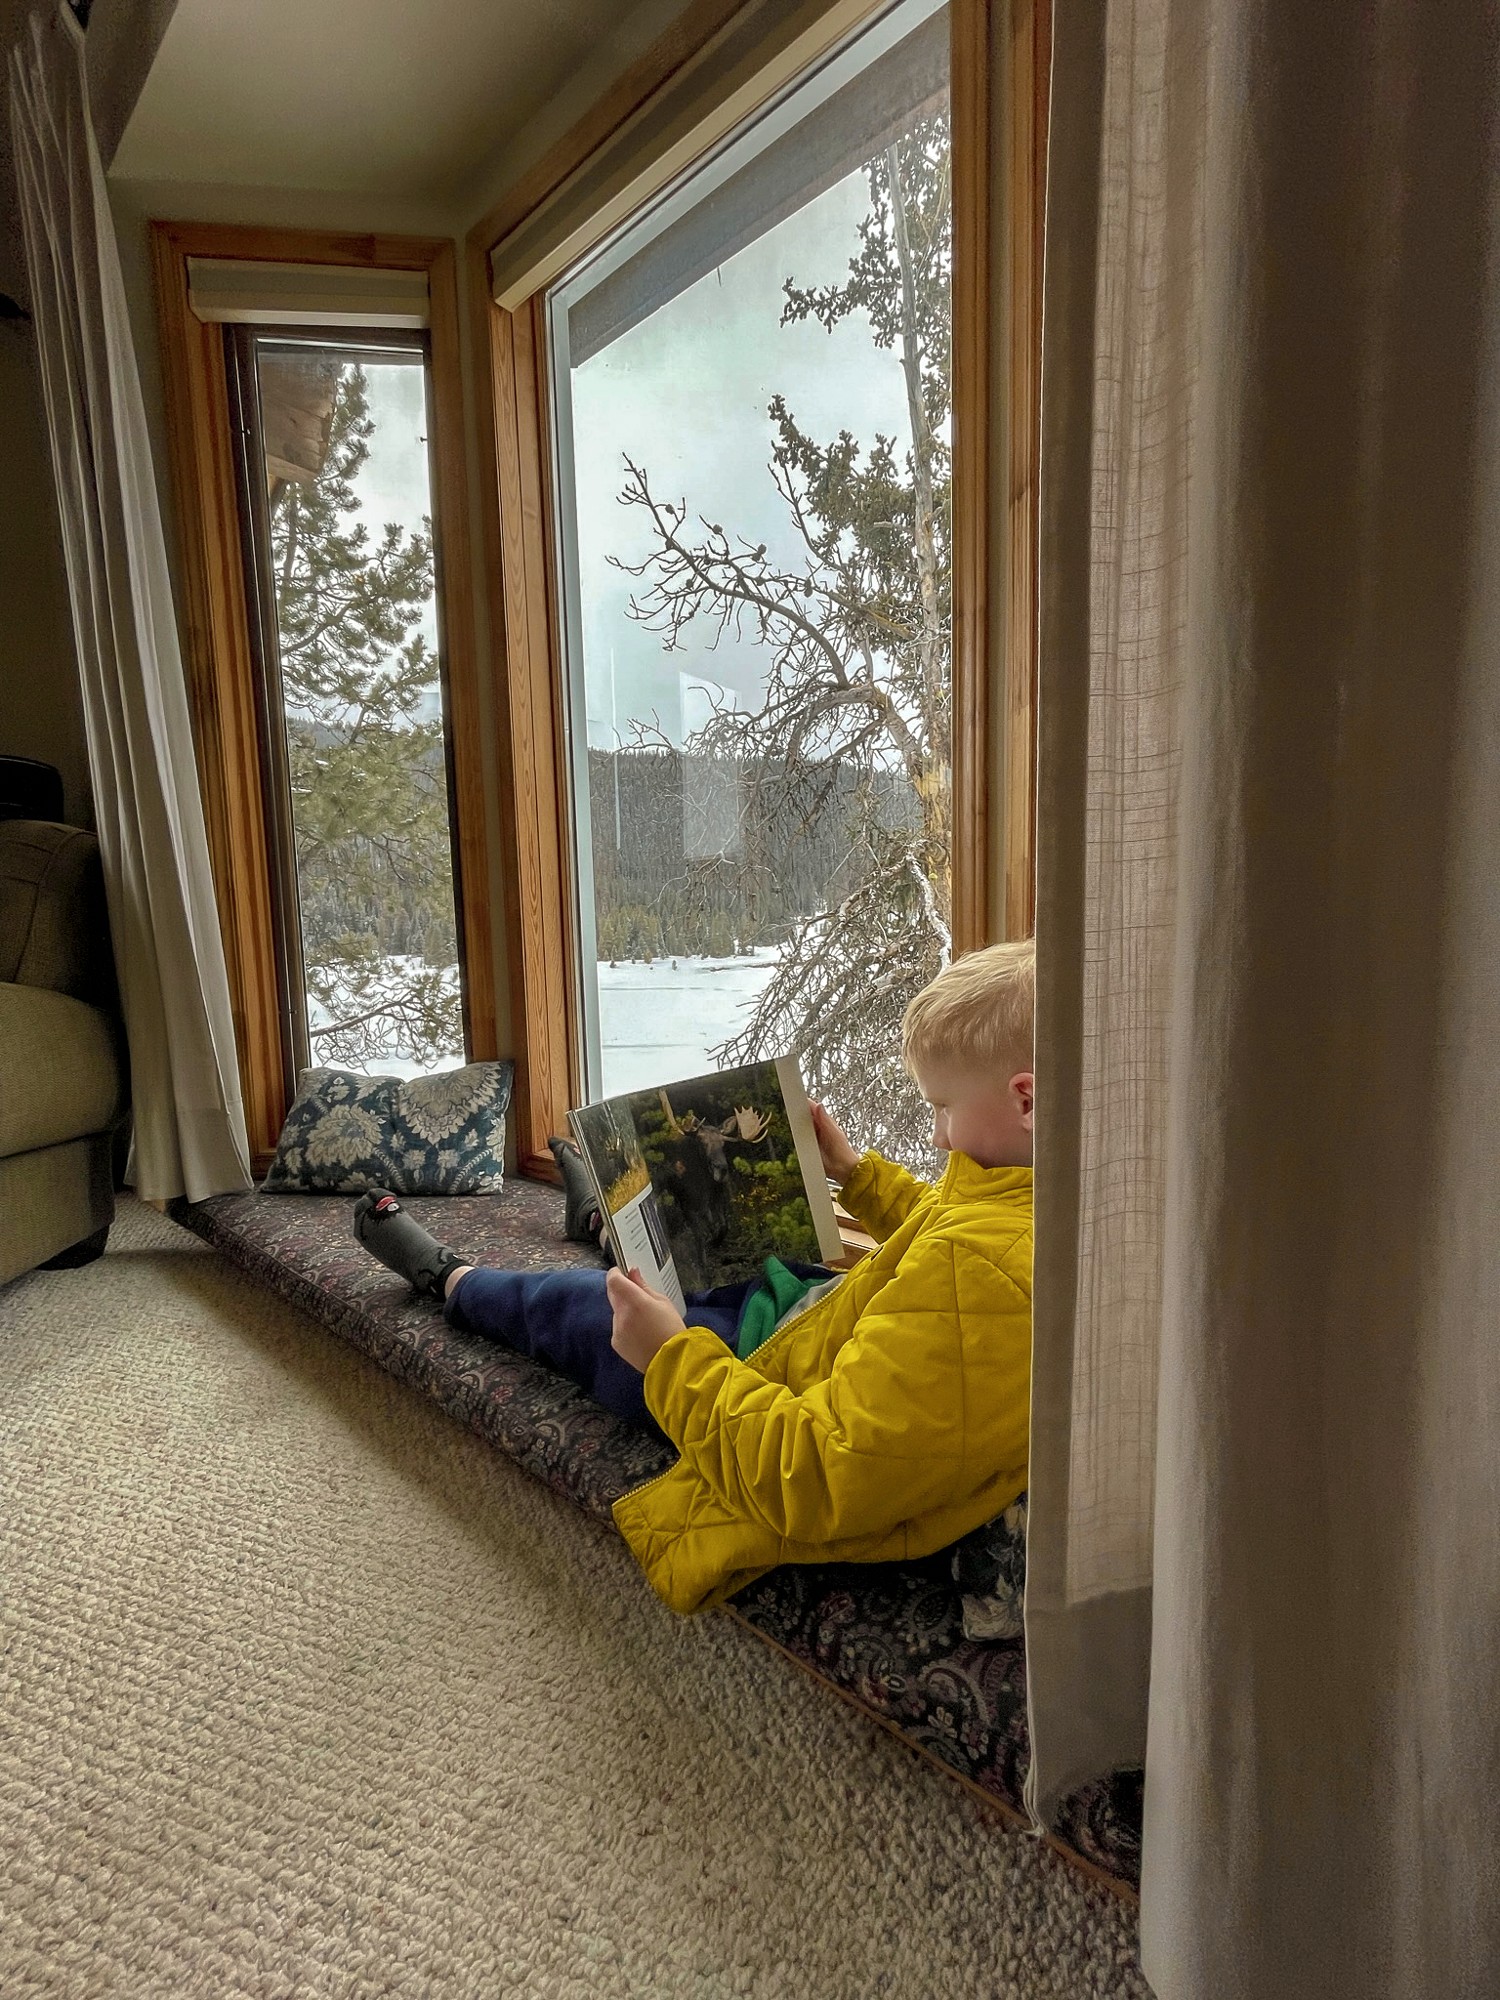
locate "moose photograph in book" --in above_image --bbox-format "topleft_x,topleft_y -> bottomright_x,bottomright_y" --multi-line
568,1057 -> 843,1302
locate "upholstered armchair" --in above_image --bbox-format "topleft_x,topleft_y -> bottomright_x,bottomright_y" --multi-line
0,821 -> 128,1285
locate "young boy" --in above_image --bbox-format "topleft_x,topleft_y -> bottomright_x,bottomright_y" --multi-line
353,939 -> 1034,1615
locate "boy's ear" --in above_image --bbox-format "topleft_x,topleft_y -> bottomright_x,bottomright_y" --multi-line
1010,1070 -> 1035,1130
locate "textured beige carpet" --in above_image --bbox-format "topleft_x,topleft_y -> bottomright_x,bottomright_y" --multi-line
0,1198 -> 1148,1999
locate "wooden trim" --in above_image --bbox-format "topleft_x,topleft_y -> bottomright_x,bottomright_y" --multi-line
152,222 -> 451,272
952,0 -> 1046,950
529,296 -> 589,1138
949,0 -> 992,956
470,270 -> 579,1175
150,220 -> 498,1158
1003,0 -> 1048,940
426,241 -> 499,1060
152,224 -> 286,1161
486,0 -> 893,311
469,0 -> 750,260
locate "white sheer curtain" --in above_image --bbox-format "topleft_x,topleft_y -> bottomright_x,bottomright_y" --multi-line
1031,1 -> 1500,1993
8,3 -> 252,1202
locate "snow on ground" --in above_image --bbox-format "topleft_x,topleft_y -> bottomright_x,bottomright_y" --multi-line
304,957 -> 466,1082
597,948 -> 780,1095
304,949 -> 779,1091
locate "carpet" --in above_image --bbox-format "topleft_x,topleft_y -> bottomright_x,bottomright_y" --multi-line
166,1182 -> 1142,1889
0,1198 -> 1150,1998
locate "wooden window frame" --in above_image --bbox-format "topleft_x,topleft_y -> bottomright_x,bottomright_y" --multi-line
473,0 -> 1046,1180
151,223 -> 497,1170
1002,0 -> 1047,943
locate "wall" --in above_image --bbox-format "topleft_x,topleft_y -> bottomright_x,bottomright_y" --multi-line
88,0 -> 181,168
0,0 -> 184,829
453,0 -> 698,229
0,31 -> 89,827
0,312 -> 91,825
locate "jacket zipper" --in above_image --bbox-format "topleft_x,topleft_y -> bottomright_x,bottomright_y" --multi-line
614,1460 -> 677,1510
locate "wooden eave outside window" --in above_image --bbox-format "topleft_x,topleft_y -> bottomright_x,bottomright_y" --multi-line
471,0 -> 1047,1179
150,224 -> 495,1170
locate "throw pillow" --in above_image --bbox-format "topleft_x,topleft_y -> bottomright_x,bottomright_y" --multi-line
949,1494 -> 1027,1642
263,1062 -> 513,1195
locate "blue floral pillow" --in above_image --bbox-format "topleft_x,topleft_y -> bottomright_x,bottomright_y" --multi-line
950,1494 -> 1027,1642
263,1062 -> 513,1195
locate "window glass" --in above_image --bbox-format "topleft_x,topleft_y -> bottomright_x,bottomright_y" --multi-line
550,0 -> 952,1167
247,336 -> 464,1078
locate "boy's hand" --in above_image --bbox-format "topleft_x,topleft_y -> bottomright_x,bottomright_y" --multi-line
607,1267 -> 688,1374
809,1101 -> 861,1185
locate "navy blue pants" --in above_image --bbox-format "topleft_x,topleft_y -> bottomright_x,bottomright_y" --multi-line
444,1267 -> 761,1442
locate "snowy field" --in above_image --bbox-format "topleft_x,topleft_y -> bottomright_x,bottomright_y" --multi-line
597,948 -> 780,1095
305,950 -> 779,1091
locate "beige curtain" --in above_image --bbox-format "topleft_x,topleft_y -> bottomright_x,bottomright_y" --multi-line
1025,0 -> 1199,1822
1030,1 -> 1500,1993
9,4 -> 252,1202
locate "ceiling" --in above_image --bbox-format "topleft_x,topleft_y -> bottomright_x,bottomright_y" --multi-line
110,0 -> 657,197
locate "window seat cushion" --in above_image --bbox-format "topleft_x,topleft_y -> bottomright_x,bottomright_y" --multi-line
169,1179 -> 1141,1891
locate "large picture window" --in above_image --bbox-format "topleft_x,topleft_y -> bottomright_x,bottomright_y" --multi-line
548,0 -> 952,1166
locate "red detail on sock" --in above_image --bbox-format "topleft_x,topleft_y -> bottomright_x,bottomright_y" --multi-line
374,1195 -> 400,1215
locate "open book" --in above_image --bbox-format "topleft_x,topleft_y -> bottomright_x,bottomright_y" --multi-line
567,1056 -> 844,1312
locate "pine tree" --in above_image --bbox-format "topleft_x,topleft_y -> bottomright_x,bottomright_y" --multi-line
267,359 -> 461,1069
611,116 -> 953,1162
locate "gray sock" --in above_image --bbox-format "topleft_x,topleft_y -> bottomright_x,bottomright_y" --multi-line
353,1190 -> 466,1299
547,1137 -> 603,1243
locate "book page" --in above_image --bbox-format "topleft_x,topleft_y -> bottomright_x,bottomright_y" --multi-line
773,1056 -> 845,1264
603,1186 -> 687,1316
567,1102 -> 687,1314
588,1059 -> 841,1294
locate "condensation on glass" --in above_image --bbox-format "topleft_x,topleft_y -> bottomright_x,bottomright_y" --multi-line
547,0 -> 952,1168
230,330 -> 466,1082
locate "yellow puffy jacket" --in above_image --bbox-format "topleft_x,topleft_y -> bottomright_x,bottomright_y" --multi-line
612,1149 -> 1033,1614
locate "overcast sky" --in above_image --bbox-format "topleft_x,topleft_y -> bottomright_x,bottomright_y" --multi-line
567,166 -> 910,750
325,160 -> 910,747
339,354 -> 441,703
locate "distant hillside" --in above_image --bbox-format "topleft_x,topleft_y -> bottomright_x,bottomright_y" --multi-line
585,744 -> 918,961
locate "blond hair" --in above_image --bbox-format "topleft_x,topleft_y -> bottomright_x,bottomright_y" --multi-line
901,938 -> 1035,1079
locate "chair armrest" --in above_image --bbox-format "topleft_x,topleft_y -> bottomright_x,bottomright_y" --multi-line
0,982 -> 126,1156
0,820 -> 116,1007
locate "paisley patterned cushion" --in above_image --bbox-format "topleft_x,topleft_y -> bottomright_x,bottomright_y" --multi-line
263,1062 -> 514,1194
